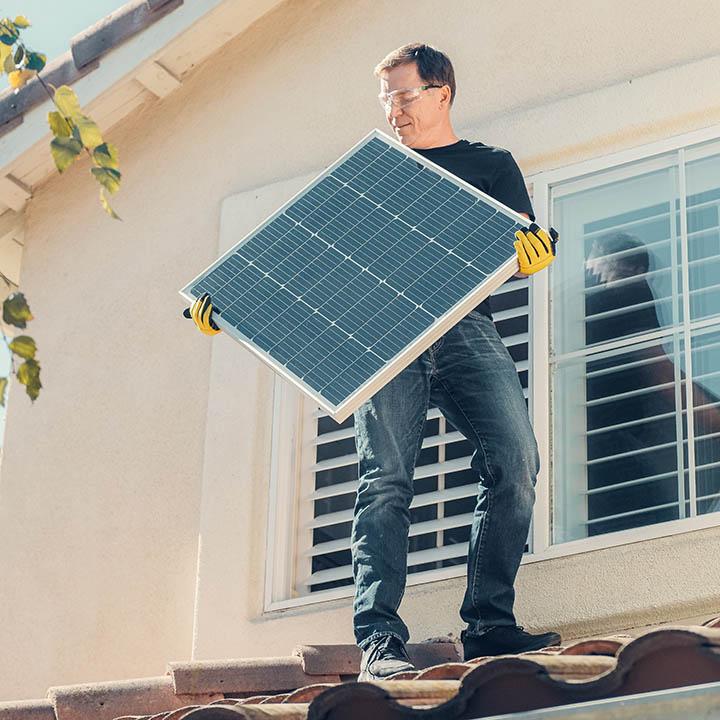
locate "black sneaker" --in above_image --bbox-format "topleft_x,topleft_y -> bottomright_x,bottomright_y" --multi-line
462,625 -> 561,660
357,634 -> 416,681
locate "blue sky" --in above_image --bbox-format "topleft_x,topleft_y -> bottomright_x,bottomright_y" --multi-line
2,1 -> 128,62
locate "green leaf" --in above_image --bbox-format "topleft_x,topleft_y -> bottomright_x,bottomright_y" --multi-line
54,85 -> 82,120
13,44 -> 22,65
92,141 -> 119,169
0,34 -> 16,46
48,110 -> 71,138
50,135 -> 83,172
17,358 -> 41,402
100,188 -> 122,220
25,51 -> 45,72
2,292 -> 33,329
0,377 -> 7,406
75,113 -> 103,149
9,335 -> 36,359
13,15 -> 31,29
91,166 -> 121,194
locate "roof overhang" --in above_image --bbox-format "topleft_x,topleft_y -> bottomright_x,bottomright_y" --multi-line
0,0 -> 284,216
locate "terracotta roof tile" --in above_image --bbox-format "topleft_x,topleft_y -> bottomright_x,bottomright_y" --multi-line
46,675 -> 221,720
413,663 -> 470,680
558,634 -> 634,656
0,698 -> 55,720
292,640 -> 460,675
182,703 -> 310,719
5,616 -> 720,720
466,652 -> 617,681
300,626 -> 720,719
282,685 -> 339,704
168,657 -> 341,695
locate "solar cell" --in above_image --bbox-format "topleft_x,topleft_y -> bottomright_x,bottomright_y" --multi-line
179,128 -> 542,421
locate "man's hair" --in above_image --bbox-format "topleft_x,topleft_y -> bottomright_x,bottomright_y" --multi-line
590,231 -> 651,275
374,42 -> 456,107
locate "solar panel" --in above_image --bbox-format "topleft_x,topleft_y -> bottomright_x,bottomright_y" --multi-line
179,128 -> 541,422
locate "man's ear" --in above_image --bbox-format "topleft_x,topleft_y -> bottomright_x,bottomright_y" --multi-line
440,84 -> 452,108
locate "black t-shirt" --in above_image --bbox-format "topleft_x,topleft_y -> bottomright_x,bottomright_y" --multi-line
413,139 -> 535,319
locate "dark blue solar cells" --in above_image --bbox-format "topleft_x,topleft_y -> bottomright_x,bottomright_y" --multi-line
184,132 -> 527,410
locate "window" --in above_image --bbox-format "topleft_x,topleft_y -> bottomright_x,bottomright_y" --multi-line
265,128 -> 720,610
551,138 -> 720,543
288,276 -> 532,601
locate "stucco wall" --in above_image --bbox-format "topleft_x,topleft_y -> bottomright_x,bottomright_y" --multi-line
2,0 -> 720,700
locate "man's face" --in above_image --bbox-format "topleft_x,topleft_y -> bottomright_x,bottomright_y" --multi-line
379,62 -> 449,148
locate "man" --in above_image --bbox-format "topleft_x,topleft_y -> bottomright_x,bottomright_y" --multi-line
186,42 -> 561,682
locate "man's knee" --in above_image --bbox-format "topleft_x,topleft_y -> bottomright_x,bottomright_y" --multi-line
356,463 -> 414,508
472,431 -> 539,498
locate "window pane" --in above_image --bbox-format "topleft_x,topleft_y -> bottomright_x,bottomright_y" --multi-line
553,336 -> 684,542
686,152 -> 720,322
688,327 -> 720,516
552,162 -> 680,356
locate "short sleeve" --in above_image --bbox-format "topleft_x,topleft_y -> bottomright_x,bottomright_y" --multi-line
490,151 -> 535,222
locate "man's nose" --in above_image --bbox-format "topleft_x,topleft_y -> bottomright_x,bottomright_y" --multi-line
387,104 -> 403,121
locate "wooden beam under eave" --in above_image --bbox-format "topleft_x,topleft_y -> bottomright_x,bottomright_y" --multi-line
0,175 -> 31,213
0,208 -> 24,294
134,60 -> 182,99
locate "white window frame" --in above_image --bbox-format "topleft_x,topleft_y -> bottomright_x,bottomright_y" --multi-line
264,121 -> 720,612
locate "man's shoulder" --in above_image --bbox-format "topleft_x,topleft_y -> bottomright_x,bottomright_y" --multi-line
462,139 -> 515,161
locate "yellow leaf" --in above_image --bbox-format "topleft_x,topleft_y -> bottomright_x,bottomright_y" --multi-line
8,68 -> 33,89
54,85 -> 82,120
0,19 -> 17,36
91,166 -> 121,194
13,15 -> 31,29
75,114 -> 103,149
92,141 -> 119,169
50,136 -> 82,173
0,43 -> 11,67
1,46 -> 14,75
100,189 -> 121,220
48,110 -> 71,138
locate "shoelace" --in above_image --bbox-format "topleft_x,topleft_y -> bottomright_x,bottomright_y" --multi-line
367,635 -> 408,665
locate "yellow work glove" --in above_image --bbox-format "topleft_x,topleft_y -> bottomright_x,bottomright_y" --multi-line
182,292 -> 222,335
514,223 -> 559,275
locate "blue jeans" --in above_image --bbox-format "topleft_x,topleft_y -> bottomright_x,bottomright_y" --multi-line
351,310 -> 540,650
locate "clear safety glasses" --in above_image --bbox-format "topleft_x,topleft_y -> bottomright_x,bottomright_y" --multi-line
377,84 -> 444,111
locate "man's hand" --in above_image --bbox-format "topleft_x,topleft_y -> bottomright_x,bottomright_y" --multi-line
182,292 -> 222,335
514,222 -> 559,275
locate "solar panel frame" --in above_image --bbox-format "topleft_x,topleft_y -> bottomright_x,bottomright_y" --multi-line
179,128 -> 542,423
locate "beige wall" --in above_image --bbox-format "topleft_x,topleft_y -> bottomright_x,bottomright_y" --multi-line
2,0 -> 720,700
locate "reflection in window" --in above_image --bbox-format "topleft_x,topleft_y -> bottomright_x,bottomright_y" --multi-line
552,144 -> 720,543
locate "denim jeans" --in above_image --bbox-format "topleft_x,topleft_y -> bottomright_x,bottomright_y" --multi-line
351,310 -> 540,650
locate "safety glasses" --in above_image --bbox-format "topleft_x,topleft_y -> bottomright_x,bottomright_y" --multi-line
377,84 -> 444,111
